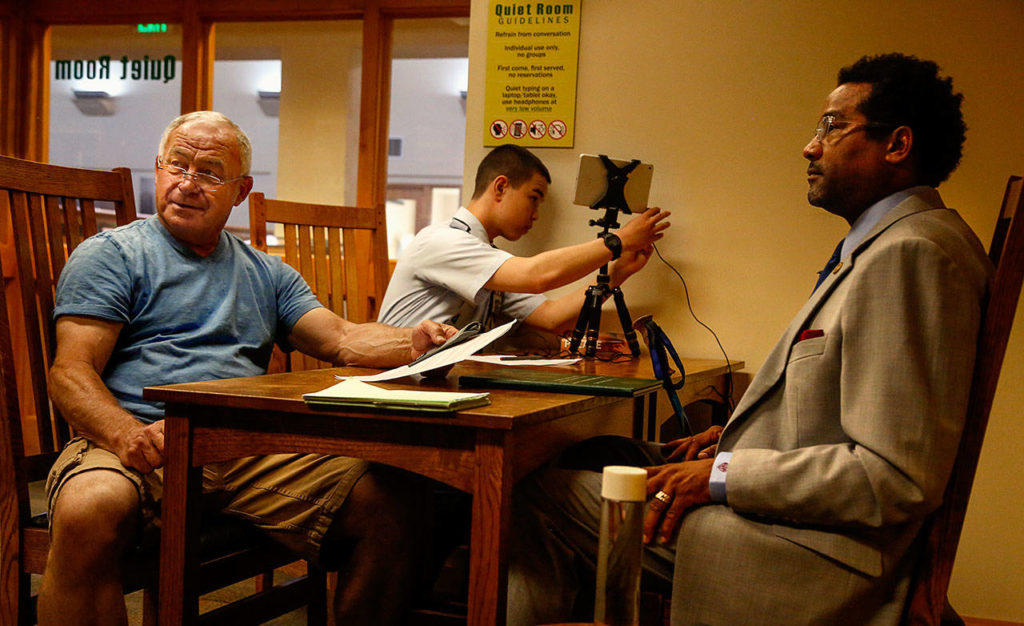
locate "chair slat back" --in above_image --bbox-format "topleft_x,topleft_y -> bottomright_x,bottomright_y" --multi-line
0,154 -> 137,468
1,156 -> 137,624
248,193 -> 390,371
904,175 -> 1024,624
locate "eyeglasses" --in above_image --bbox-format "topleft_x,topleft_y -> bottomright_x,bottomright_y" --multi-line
814,115 -> 894,143
156,157 -> 246,189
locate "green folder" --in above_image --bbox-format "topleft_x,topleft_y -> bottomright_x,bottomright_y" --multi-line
458,368 -> 661,397
304,379 -> 490,412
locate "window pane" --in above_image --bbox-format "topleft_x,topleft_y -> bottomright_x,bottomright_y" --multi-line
49,24 -> 182,218
214,21 -> 363,233
387,18 -> 469,258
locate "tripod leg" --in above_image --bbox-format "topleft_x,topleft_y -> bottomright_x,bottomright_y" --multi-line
610,287 -> 641,356
568,304 -> 590,354
583,285 -> 607,357
569,285 -> 601,354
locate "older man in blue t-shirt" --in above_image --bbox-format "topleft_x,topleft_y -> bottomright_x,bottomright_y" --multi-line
38,111 -> 454,626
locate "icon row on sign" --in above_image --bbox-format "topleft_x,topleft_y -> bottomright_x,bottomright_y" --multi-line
490,119 -> 567,140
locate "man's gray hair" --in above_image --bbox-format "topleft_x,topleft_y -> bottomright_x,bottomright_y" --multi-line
157,111 -> 253,176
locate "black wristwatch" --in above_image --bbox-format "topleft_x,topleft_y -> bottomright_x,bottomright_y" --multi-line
600,232 -> 622,260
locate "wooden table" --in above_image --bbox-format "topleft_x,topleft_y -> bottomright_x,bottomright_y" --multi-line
146,357 -> 739,626
571,355 -> 742,439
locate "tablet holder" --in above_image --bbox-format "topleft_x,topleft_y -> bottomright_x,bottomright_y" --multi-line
568,155 -> 643,358
588,154 -> 640,215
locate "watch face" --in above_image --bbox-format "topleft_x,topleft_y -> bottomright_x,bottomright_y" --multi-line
603,233 -> 622,259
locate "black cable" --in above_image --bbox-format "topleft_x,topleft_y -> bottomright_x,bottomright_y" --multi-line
653,242 -> 735,411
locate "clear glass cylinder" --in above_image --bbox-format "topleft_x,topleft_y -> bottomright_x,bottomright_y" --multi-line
594,466 -> 646,626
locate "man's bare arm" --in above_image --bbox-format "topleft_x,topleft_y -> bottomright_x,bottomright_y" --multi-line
288,307 -> 455,367
487,206 -> 669,294
48,316 -> 166,473
522,247 -> 658,334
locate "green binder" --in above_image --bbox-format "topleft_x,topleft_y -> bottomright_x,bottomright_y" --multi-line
458,368 -> 660,397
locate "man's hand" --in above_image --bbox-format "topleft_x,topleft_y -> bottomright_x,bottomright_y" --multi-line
643,458 -> 714,545
617,206 -> 671,252
609,246 -> 654,286
116,420 -> 165,474
410,320 -> 458,360
661,425 -> 723,463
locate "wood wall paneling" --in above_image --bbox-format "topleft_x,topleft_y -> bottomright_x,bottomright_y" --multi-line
357,0 -> 393,210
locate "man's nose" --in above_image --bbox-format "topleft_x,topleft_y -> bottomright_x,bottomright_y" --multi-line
177,173 -> 202,192
802,138 -> 822,161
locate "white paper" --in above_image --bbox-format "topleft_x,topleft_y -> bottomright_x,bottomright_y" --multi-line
306,379 -> 487,403
342,320 -> 517,382
466,355 -> 581,367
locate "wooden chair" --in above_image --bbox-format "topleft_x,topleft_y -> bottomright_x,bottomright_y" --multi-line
248,194 -> 475,624
903,175 -> 1024,625
0,155 -> 326,625
248,192 -> 390,371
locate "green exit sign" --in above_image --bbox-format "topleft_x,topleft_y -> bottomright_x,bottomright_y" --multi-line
137,23 -> 167,34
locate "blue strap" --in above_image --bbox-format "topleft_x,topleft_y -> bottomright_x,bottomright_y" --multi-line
644,319 -> 691,436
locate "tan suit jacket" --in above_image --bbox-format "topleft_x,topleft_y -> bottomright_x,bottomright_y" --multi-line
670,188 -> 992,625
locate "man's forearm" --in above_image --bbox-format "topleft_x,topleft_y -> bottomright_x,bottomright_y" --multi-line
490,239 -> 613,294
291,308 -> 442,368
524,291 -> 588,335
332,322 -> 415,367
48,362 -> 142,453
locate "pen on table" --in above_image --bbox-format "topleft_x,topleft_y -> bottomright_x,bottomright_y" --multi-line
499,355 -> 540,361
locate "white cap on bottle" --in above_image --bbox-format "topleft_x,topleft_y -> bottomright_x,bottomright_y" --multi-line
601,465 -> 647,502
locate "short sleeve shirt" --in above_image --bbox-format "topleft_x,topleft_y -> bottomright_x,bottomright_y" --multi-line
54,216 -> 321,423
377,207 -> 546,328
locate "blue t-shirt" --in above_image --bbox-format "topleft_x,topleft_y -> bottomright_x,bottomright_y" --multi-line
54,216 -> 321,423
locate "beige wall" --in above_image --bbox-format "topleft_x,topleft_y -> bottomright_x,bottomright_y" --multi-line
464,0 -> 1024,620
276,26 -> 363,205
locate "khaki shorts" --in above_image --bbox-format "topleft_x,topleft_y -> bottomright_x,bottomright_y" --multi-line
46,436 -> 370,565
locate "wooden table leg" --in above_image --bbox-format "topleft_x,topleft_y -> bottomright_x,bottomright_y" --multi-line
467,430 -> 513,626
646,392 -> 658,441
632,396 -> 644,439
159,414 -> 202,626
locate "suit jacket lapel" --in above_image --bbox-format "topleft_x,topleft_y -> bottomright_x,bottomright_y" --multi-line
723,189 -> 947,434
725,290 -> 822,429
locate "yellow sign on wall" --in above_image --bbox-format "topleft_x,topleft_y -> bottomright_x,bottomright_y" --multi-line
484,0 -> 581,148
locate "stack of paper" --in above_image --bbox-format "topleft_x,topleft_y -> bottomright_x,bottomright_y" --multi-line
303,379 -> 490,412
347,320 -> 515,382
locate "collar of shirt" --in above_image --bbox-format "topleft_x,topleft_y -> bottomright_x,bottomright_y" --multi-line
841,185 -> 933,260
450,206 -> 491,244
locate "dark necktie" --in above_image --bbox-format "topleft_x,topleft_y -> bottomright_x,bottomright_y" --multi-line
813,239 -> 844,292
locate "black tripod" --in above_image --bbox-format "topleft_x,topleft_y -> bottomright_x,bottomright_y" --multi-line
568,156 -> 642,358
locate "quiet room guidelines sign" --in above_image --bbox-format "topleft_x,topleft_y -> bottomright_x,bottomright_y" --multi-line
484,0 -> 581,148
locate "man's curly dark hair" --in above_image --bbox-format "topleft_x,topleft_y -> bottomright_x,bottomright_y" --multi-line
838,53 -> 966,187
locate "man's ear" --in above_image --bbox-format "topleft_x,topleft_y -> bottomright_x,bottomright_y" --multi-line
492,175 -> 510,200
233,176 -> 254,207
885,126 -> 914,164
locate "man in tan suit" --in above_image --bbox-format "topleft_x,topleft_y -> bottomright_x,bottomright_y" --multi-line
508,53 -> 993,625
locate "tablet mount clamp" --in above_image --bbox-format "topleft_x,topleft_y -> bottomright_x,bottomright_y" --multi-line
568,155 -> 642,358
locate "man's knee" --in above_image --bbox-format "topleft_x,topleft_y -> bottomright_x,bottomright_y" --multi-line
330,465 -> 428,544
50,470 -> 141,555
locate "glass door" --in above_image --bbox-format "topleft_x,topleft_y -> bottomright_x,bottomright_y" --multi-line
386,17 -> 469,258
49,24 -> 182,222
